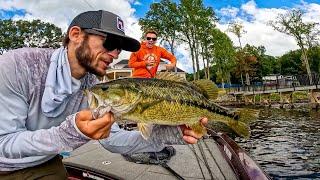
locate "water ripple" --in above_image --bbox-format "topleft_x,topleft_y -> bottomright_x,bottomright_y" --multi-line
235,108 -> 320,179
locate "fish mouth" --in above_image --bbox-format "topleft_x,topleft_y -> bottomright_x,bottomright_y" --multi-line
89,90 -> 143,118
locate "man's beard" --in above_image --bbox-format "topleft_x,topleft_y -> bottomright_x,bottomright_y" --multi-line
76,35 -> 104,76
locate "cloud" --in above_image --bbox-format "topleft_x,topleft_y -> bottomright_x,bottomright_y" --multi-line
175,44 -> 194,73
241,0 -> 257,15
219,6 -> 239,18
1,0 -> 320,73
217,6 -> 239,23
0,0 -> 142,64
133,1 -> 142,6
1,0 -> 139,36
182,0 -> 320,72
216,0 -> 320,57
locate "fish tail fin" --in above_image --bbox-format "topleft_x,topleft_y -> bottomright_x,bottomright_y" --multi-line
229,108 -> 259,138
137,123 -> 154,139
227,120 -> 251,138
192,79 -> 219,100
237,108 -> 260,123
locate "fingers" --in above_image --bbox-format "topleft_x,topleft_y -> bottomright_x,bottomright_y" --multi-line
180,117 -> 208,144
88,112 -> 114,128
182,135 -> 197,144
75,110 -> 115,140
200,117 -> 208,126
182,128 -> 203,139
88,112 -> 115,139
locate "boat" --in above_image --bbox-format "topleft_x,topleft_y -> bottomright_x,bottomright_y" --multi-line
63,128 -> 271,180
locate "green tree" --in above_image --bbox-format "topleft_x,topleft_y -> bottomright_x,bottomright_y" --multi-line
269,9 -> 320,84
0,19 -> 63,54
233,45 -> 258,86
227,21 -> 246,48
139,0 -> 180,55
308,46 -> 320,74
279,49 -> 303,75
257,54 -> 280,79
178,0 -> 217,80
227,21 -> 246,84
210,28 -> 235,88
279,46 -> 320,75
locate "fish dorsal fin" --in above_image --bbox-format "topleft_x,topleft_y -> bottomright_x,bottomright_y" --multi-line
155,72 -> 186,82
137,123 -> 154,139
192,79 -> 219,100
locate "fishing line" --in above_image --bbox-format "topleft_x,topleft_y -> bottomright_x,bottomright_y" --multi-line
205,127 -> 229,180
198,139 -> 216,180
203,136 -> 227,180
189,144 -> 206,179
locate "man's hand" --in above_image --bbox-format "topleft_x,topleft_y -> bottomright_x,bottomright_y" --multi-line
75,110 -> 115,140
180,117 -> 208,144
165,63 -> 176,71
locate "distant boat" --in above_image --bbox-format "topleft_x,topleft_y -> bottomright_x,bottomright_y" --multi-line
63,129 -> 270,180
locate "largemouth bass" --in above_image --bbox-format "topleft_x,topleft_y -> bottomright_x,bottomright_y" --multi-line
87,73 -> 252,138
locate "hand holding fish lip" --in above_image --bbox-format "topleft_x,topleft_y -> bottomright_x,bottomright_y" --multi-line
180,117 -> 208,144
75,109 -> 115,140
91,105 -> 112,119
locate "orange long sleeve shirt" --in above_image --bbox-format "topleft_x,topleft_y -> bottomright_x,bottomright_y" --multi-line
128,42 -> 176,78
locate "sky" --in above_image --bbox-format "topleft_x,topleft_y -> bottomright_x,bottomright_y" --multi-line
1,0 -> 320,73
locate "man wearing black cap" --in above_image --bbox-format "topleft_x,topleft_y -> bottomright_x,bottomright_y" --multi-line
0,10 -> 207,179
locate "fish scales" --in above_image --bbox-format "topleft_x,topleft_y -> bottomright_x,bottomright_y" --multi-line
89,77 -> 251,138
95,78 -> 236,118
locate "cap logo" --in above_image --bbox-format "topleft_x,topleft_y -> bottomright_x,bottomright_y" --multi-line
117,17 -> 124,32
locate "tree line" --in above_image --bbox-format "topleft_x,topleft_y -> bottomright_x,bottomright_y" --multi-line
139,0 -> 320,86
1,2 -> 319,86
0,19 -> 63,55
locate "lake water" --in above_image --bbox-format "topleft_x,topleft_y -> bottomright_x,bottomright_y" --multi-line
235,108 -> 320,179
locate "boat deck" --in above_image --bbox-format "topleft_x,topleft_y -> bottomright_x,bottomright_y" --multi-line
63,138 -> 238,180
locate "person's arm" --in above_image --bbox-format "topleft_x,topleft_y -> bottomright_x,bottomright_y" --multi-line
99,124 -> 183,154
160,48 -> 176,69
0,58 -> 112,159
128,52 -> 146,69
99,118 -> 207,154
0,86 -> 86,159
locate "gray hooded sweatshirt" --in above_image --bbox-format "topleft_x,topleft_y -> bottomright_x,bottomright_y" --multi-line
0,48 -> 184,171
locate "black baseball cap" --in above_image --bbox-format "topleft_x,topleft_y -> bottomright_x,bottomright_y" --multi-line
68,10 -> 140,52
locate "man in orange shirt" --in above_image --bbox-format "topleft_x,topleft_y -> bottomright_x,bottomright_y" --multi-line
129,30 -> 176,78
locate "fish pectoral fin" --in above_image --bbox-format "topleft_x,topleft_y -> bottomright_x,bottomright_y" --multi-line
138,123 -> 154,140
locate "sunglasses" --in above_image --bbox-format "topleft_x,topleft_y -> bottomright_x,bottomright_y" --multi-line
146,37 -> 157,41
83,29 -> 123,51
103,34 -> 123,51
